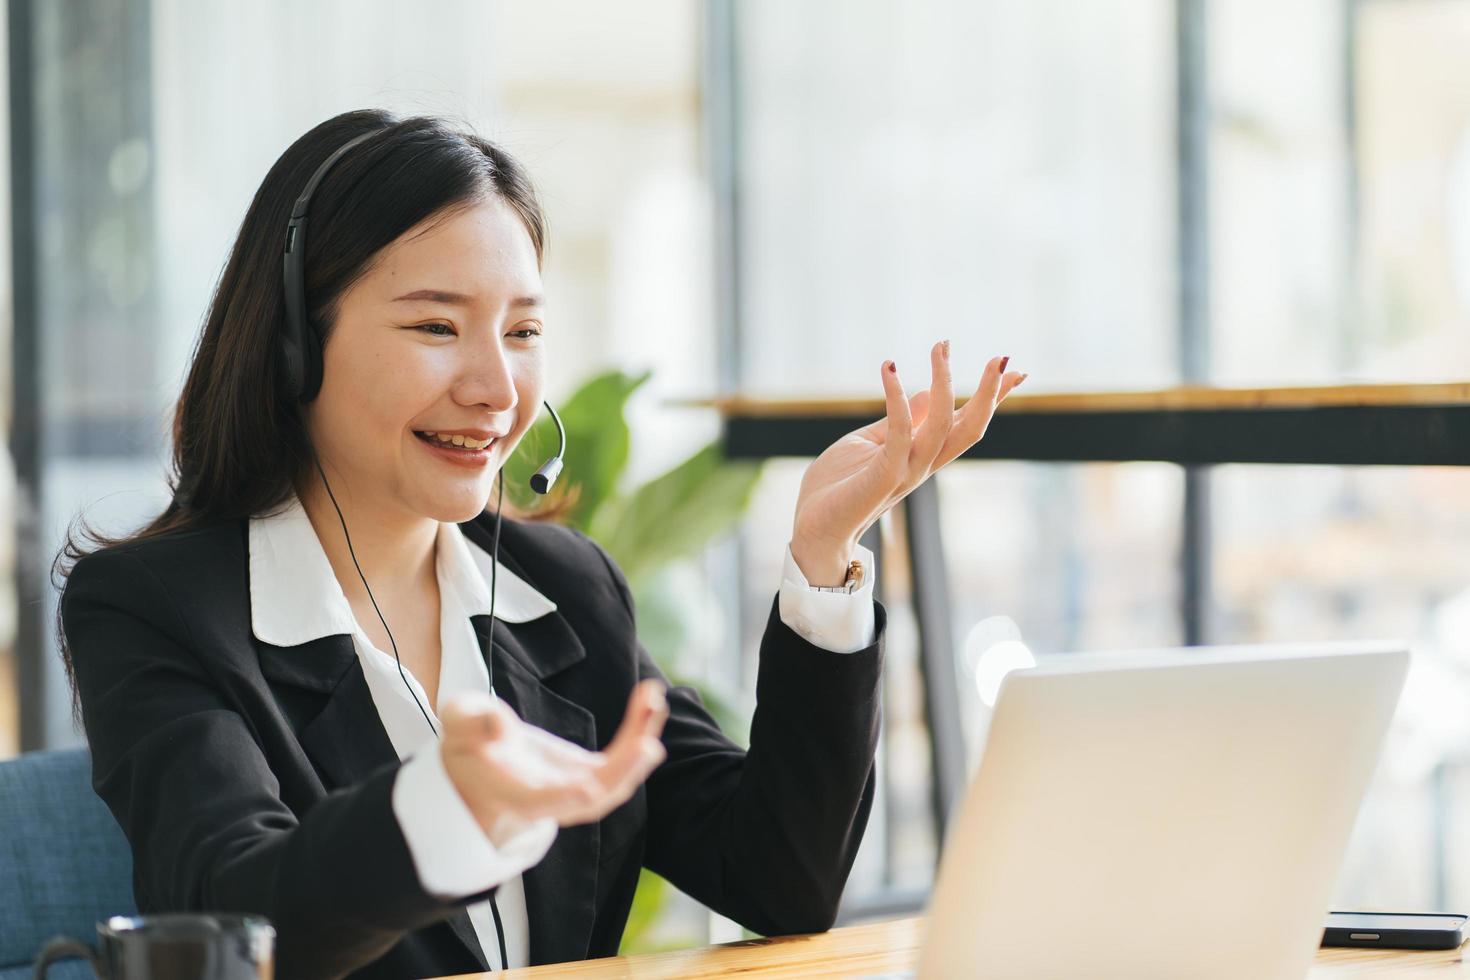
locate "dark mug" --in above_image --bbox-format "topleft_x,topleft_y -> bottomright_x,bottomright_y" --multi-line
33,914 -> 275,980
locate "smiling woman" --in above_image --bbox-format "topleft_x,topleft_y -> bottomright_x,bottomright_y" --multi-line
47,108 -> 1019,980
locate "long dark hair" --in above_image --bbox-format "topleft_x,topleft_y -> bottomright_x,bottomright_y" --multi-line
53,108 -> 565,719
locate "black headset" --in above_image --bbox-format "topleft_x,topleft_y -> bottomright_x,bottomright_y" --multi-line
279,126 -> 564,971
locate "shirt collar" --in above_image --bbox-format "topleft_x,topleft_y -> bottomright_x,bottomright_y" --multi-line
248,491 -> 557,648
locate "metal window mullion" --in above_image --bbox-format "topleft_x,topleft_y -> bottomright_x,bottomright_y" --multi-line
1177,0 -> 1212,647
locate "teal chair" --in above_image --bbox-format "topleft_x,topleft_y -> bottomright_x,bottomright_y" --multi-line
0,747 -> 136,980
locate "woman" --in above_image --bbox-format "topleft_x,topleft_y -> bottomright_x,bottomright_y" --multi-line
55,109 -> 1025,980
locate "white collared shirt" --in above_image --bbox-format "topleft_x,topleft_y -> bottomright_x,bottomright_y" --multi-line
248,490 -> 874,971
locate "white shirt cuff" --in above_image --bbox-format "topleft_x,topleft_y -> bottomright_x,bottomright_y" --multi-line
392,743 -> 558,900
778,541 -> 878,654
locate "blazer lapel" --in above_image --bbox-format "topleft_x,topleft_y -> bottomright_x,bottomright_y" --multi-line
471,610 -> 601,966
256,634 -> 398,791
256,633 -> 493,974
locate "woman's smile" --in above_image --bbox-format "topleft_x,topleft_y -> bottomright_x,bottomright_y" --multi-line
412,428 -> 498,468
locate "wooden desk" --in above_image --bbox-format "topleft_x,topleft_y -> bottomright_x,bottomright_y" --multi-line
438,916 -> 1470,978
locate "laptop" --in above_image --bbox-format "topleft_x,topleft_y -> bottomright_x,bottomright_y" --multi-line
908,640 -> 1410,979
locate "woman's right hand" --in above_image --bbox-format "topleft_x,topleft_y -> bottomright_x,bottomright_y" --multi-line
438,679 -> 669,837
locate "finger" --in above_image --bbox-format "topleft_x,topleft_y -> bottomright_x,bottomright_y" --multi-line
554,748 -> 657,829
908,388 -> 933,430
587,718 -> 668,816
935,358 -> 1015,468
602,682 -> 668,772
510,772 -> 606,822
635,679 -> 670,739
881,359 -> 912,471
998,371 -> 1028,402
594,683 -> 669,793
852,387 -> 930,441
480,696 -> 523,742
524,725 -> 607,769
910,340 -> 955,475
464,743 -> 604,820
554,708 -> 669,826
595,736 -> 667,815
442,689 -> 510,743
960,355 -> 1007,426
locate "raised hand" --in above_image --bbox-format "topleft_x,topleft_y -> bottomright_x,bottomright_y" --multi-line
439,678 -> 669,835
790,341 -> 1026,585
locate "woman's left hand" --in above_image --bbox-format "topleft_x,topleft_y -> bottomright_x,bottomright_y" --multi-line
790,341 -> 1026,585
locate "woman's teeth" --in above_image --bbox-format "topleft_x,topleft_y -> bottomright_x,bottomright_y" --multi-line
417,430 -> 495,451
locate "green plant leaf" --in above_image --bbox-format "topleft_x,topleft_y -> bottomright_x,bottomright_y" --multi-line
500,413 -> 561,513
502,369 -> 651,527
593,441 -> 763,589
619,869 -> 668,954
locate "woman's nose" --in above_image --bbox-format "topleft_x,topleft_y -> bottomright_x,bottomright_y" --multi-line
455,359 -> 519,413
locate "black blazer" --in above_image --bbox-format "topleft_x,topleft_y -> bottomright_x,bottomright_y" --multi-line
60,511 -> 887,980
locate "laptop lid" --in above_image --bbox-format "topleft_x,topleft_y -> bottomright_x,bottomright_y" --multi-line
917,641 -> 1409,980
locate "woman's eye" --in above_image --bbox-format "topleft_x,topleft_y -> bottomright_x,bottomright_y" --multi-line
414,322 -> 540,339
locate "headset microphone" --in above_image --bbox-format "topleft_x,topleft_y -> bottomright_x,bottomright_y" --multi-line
529,402 -> 565,494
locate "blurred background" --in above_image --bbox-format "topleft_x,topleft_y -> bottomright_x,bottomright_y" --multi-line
3,0 -> 1470,952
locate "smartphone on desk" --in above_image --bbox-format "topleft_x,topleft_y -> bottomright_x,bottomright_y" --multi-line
1322,911 -> 1468,950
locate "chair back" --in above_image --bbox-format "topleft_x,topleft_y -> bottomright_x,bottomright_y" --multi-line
0,747 -> 135,980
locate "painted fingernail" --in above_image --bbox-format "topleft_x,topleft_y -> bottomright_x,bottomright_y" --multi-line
1000,356 -> 1010,373
886,360 -> 896,374
941,339 -> 951,360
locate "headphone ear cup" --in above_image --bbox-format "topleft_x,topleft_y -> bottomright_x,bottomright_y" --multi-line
279,325 -> 304,402
279,298 -> 323,402
278,316 -> 322,403
298,319 -> 324,402
281,228 -> 310,402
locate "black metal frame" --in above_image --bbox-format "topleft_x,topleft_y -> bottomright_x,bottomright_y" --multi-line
8,0 -> 42,753
725,402 -> 1470,468
1177,0 -> 1213,648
